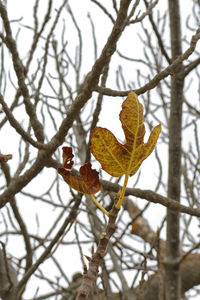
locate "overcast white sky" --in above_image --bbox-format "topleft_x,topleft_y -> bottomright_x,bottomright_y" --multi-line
0,0 -> 199,298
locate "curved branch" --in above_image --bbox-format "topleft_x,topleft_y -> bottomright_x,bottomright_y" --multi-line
0,1 -> 44,142
132,253 -> 200,300
0,93 -> 45,149
94,26 -> 200,96
102,180 -> 200,217
143,0 -> 171,64
46,0 -> 132,153
183,57 -> 200,77
16,195 -> 82,294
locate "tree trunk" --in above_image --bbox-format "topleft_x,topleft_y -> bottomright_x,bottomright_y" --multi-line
165,0 -> 184,299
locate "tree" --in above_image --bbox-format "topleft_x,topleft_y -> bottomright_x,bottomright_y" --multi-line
0,0 -> 200,299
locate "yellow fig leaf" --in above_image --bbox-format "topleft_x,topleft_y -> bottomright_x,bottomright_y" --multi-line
90,91 -> 161,177
58,147 -> 102,195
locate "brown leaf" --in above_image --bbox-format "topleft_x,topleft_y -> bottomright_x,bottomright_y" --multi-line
62,146 -> 74,170
58,147 -> 101,195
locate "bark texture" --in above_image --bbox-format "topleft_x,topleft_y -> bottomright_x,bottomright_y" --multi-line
165,0 -> 184,299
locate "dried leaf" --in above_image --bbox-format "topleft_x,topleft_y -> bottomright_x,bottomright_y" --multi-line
62,146 -> 74,170
58,147 -> 101,195
90,91 -> 161,177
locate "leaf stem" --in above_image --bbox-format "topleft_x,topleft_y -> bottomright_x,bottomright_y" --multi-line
115,173 -> 129,209
89,194 -> 109,216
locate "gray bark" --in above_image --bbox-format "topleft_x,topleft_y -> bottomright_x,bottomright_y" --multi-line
165,0 -> 184,299
0,249 -> 18,300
